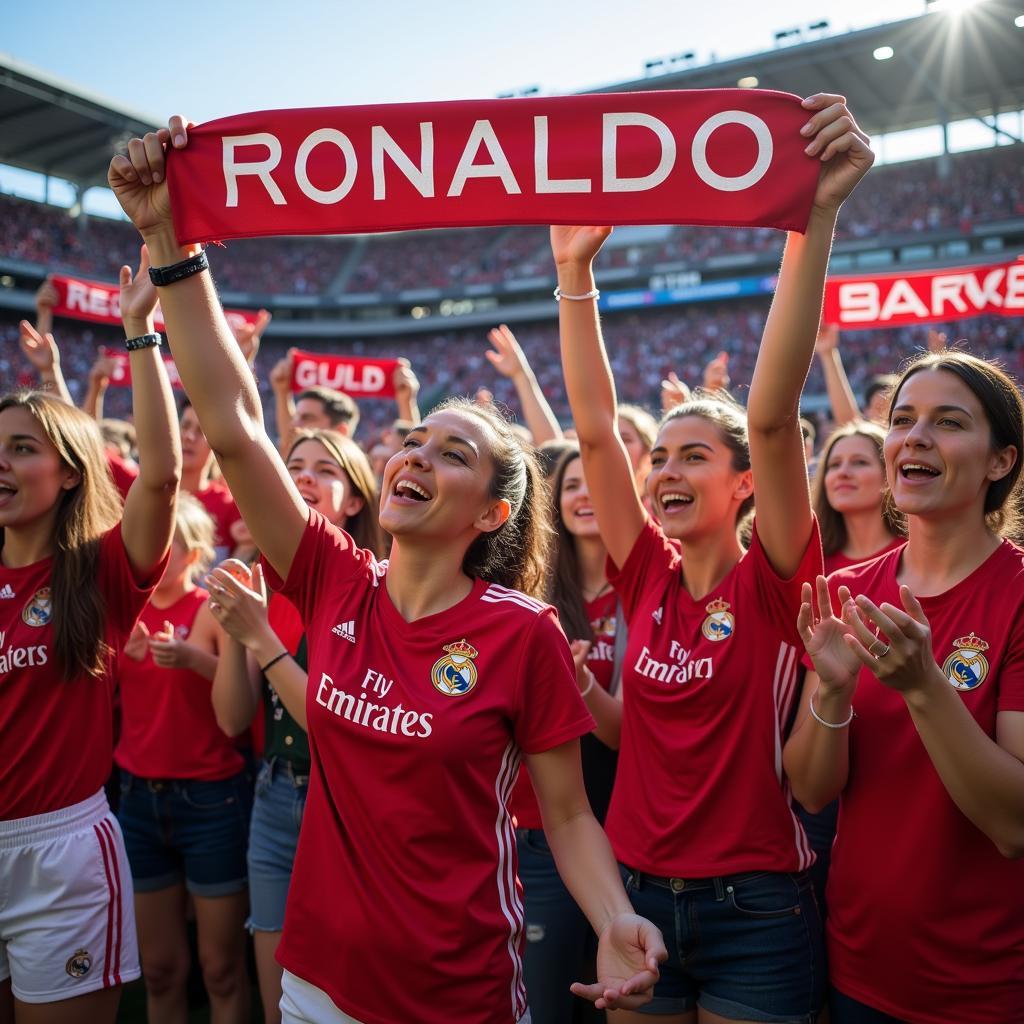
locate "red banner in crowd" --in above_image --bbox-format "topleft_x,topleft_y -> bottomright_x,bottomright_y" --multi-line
823,259 -> 1024,329
99,347 -> 183,390
165,90 -> 820,243
290,350 -> 399,398
50,274 -> 260,332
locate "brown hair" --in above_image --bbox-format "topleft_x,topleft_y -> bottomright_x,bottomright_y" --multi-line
544,447 -> 593,642
431,397 -> 552,598
0,391 -> 122,681
813,421 -> 902,557
296,386 -> 360,433
286,429 -> 386,557
887,351 -> 1024,537
618,404 -> 658,451
659,389 -> 754,527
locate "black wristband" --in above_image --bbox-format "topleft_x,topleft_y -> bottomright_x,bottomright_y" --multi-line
124,333 -> 162,352
148,249 -> 209,287
260,650 -> 289,674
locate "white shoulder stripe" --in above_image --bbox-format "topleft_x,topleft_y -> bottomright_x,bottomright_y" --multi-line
484,584 -> 545,611
481,593 -> 544,615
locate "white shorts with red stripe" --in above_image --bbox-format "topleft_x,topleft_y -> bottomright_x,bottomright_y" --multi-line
0,790 -> 139,1003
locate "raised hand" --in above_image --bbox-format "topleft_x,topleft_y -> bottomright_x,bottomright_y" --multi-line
571,912 -> 666,1011
107,116 -> 193,237
205,562 -> 273,652
270,351 -> 294,395
123,620 -> 151,661
660,371 -> 691,413
89,349 -> 119,387
550,225 -> 613,267
800,94 -> 874,214
393,358 -> 420,401
233,309 -> 272,363
797,576 -> 862,695
485,324 -> 530,380
119,244 -> 159,335
18,320 -> 59,373
34,279 -> 59,313
703,351 -> 730,392
844,587 -> 944,697
815,322 -> 840,356
927,328 -> 948,354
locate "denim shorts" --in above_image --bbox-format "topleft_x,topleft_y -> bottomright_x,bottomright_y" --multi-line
247,759 -> 307,932
620,864 -> 824,1022
117,770 -> 251,897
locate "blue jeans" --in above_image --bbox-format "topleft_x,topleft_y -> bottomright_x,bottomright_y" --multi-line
621,865 -> 824,1021
517,830 -> 602,1024
118,770 -> 251,896
247,759 -> 308,932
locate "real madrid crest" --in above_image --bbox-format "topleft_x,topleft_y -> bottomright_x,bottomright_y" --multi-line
431,639 -> 479,697
942,632 -> 990,691
22,586 -> 52,627
701,598 -> 734,642
65,948 -> 92,978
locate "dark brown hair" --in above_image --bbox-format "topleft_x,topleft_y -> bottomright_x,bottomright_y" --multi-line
296,386 -> 360,433
286,429 -> 386,557
659,389 -> 754,527
432,397 -> 552,598
544,447 -> 593,642
887,351 -> 1024,537
813,421 -> 902,557
0,391 -> 122,680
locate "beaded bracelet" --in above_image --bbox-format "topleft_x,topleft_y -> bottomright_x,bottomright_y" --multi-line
554,286 -> 600,302
809,688 -> 855,729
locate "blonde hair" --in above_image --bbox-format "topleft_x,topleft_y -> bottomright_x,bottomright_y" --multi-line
174,493 -> 217,581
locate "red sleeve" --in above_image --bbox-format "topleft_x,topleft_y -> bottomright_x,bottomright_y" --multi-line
744,517 -> 824,646
267,594 -> 305,657
606,518 -> 681,622
98,523 -> 169,640
261,509 -> 383,625
998,615 -> 1024,713
513,609 -> 595,755
106,451 -> 139,501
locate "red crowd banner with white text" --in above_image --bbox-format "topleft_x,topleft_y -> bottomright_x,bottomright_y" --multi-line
290,350 -> 399,398
99,347 -> 183,390
50,274 -> 260,332
165,90 -> 820,243
823,259 -> 1024,329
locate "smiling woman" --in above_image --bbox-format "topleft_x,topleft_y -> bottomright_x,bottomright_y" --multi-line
785,348 -> 1024,1023
105,116 -> 666,1024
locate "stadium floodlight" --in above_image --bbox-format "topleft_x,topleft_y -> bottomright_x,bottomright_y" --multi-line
873,45 -> 895,60
1015,13 -> 1024,26
737,76 -> 760,88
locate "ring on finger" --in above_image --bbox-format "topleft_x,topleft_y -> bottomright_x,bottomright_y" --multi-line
868,639 -> 890,658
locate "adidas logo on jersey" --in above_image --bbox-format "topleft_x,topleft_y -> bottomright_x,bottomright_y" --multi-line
0,584 -> 15,599
332,620 -> 356,643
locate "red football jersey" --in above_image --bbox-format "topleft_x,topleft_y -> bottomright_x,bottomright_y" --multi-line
824,541 -> 1024,1023
264,511 -> 593,1024
0,525 -> 165,820
192,481 -> 242,559
823,537 -> 903,576
605,517 -> 823,877
115,588 -> 243,781
511,588 -> 619,830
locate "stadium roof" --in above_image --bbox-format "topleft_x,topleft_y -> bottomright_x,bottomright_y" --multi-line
0,54 -> 159,191
594,0 -> 1024,140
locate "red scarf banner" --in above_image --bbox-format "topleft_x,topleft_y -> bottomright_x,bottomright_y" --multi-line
165,90 -> 820,243
99,347 -> 183,390
823,259 -> 1024,329
50,274 -> 260,332
291,350 -> 399,398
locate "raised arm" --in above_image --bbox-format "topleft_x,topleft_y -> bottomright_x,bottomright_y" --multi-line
814,324 -> 861,426
82,350 -> 117,420
485,324 -> 562,445
393,358 -> 422,426
748,94 -> 874,577
108,122 -> 308,579
118,245 -> 181,580
269,350 -> 298,456
19,320 -> 73,406
552,228 -> 647,568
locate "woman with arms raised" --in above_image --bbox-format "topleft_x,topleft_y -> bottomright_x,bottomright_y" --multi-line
552,95 -> 873,1024
107,119 -> 665,1024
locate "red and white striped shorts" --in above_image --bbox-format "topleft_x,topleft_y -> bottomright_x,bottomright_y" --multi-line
0,790 -> 139,1003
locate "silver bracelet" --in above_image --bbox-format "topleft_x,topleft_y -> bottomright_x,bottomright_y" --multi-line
554,286 -> 600,302
578,670 -> 596,698
809,688 -> 854,729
